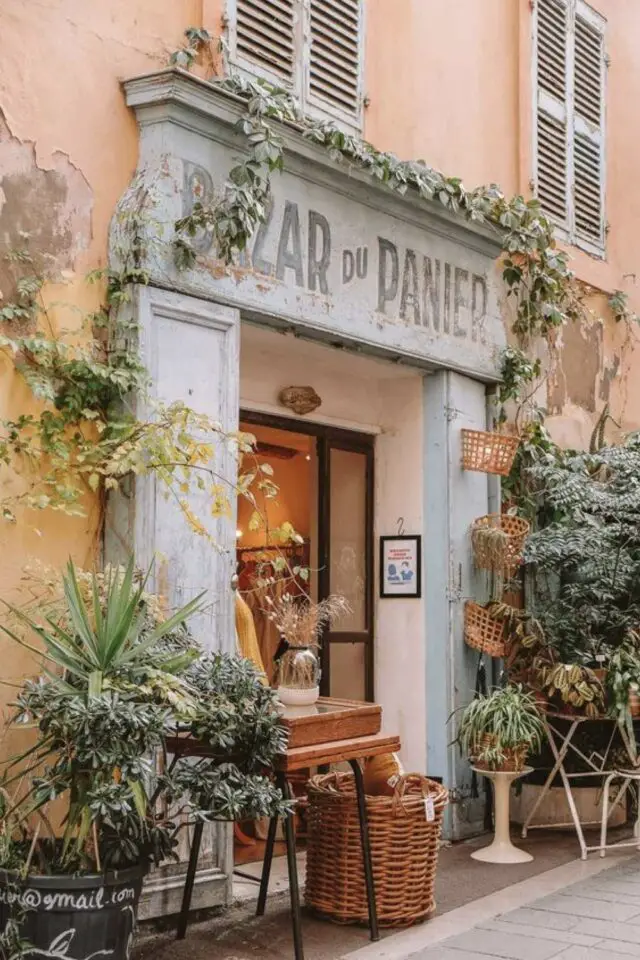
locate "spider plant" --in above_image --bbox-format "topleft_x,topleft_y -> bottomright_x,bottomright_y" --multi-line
454,685 -> 545,771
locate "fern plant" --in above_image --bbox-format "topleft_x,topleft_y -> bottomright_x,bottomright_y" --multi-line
524,434 -> 640,664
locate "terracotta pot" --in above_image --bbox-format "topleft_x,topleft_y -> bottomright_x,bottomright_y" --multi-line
502,588 -> 524,610
532,690 -> 548,712
629,691 -> 640,717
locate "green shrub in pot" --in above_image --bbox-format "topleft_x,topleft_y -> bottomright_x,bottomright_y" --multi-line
455,685 -> 545,772
607,632 -> 640,762
0,559 -> 289,960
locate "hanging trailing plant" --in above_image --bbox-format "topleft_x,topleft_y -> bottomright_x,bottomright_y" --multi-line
170,63 -> 584,348
0,214 -> 295,552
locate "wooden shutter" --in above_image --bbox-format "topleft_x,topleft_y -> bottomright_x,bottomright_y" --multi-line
572,4 -> 605,245
235,0 -> 296,83
308,0 -> 362,119
535,0 -> 570,227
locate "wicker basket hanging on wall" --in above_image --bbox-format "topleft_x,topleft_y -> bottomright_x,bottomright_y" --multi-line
463,600 -> 507,658
471,513 -> 530,577
461,429 -> 520,477
305,772 -> 448,928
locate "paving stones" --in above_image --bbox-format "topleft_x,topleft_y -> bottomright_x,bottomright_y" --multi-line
412,859 -> 640,960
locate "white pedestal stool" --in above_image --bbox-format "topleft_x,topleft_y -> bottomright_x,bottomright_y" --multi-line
471,766 -> 534,864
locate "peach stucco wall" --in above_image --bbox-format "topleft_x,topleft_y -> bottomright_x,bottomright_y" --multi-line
1,0 -> 639,704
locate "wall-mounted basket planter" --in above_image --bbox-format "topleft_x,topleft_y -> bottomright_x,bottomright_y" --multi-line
461,429 -> 520,477
471,513 -> 530,577
464,600 -> 506,658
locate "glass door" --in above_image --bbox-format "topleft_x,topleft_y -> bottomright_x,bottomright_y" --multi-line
318,433 -> 374,701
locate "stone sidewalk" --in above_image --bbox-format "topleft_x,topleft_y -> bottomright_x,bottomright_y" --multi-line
414,858 -> 640,960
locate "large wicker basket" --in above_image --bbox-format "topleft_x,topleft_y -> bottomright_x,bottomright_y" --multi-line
471,513 -> 530,575
464,600 -> 506,658
461,429 -> 520,477
305,772 -> 448,928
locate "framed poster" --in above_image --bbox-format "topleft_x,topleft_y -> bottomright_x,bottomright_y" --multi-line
380,535 -> 422,598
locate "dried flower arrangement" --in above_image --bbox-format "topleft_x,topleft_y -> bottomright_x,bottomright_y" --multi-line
264,593 -> 350,691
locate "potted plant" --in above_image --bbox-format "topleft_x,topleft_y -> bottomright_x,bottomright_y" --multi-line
471,513 -> 530,582
0,559 -> 289,960
524,435 -> 640,672
455,685 -> 545,772
534,661 -> 605,718
264,593 -> 350,706
607,633 -> 640,758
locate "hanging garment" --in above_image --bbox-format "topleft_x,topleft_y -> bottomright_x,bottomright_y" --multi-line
244,580 -> 286,684
235,592 -> 267,684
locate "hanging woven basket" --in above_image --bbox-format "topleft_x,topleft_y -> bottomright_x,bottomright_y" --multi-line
471,513 -> 530,576
461,429 -> 520,477
305,772 -> 448,928
464,600 -> 506,658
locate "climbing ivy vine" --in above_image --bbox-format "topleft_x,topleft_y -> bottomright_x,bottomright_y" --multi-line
0,195 -> 277,542
172,69 -> 585,348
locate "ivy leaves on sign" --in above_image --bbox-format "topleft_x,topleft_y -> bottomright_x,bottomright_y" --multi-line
171,63 -> 583,348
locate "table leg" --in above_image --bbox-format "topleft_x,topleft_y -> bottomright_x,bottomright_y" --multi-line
549,732 -> 588,861
176,819 -> 204,940
349,759 -> 380,943
600,772 -> 614,857
522,721 -> 578,839
281,778 -> 304,960
256,812 -> 279,917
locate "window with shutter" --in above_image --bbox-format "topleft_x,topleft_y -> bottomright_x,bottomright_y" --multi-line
533,0 -> 606,255
308,0 -> 362,119
572,5 -> 605,245
227,0 -> 364,131
234,0 -> 296,83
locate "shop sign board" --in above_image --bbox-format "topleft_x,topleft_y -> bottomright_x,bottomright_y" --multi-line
125,72 -> 506,379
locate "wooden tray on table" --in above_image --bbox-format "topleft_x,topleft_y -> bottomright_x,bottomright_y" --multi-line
280,697 -> 381,750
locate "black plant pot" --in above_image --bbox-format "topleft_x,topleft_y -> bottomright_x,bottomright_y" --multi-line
0,863 -> 146,960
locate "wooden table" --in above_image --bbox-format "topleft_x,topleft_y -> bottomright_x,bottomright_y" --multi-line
172,731 -> 401,960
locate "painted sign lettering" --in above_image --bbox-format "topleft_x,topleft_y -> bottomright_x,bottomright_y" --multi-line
0,885 -> 137,911
181,165 -> 489,344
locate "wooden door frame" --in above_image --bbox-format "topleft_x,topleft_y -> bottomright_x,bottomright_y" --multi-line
239,409 -> 375,702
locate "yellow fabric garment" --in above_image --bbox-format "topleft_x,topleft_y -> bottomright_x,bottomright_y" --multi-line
235,592 -> 267,684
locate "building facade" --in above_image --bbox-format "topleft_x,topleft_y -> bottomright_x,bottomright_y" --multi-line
1,0 -> 639,915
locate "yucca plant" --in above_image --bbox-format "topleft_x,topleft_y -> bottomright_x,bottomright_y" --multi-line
455,685 -> 545,772
3,558 -> 203,699
0,559 -> 289,876
0,559 -> 290,960
0,558 -> 206,874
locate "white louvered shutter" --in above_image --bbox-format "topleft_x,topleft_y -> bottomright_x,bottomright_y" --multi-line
234,0 -> 296,84
308,0 -> 363,121
535,0 -> 570,227
572,2 -> 605,246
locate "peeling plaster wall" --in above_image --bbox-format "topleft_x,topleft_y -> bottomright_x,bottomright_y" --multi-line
0,0 -> 223,717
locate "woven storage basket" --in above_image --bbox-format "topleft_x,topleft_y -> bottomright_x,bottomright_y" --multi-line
464,600 -> 506,658
471,513 -> 530,575
473,734 -> 529,772
461,429 -> 520,477
305,772 -> 448,928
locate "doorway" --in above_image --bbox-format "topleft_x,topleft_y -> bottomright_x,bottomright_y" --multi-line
238,410 -> 375,702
